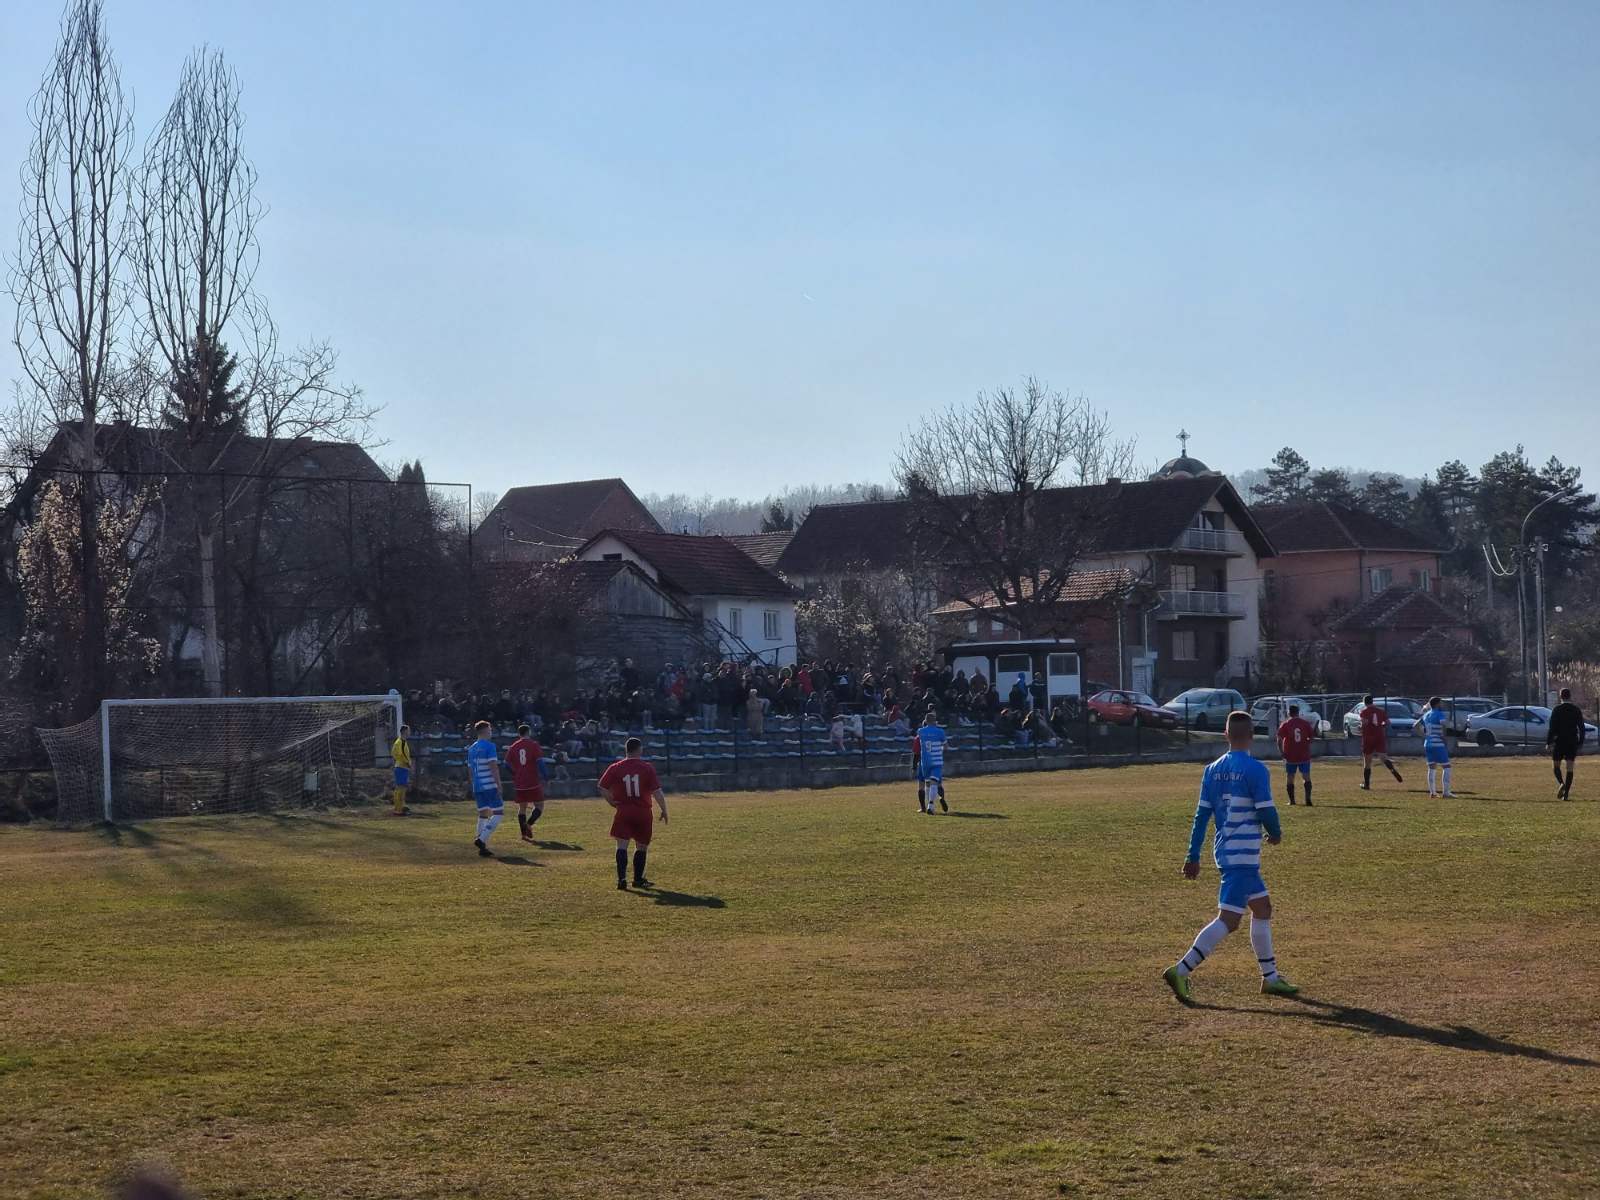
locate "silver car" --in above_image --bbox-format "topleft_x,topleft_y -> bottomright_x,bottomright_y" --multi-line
1249,695 -> 1332,736
1465,706 -> 1599,747
1162,687 -> 1246,731
1342,697 -> 1424,738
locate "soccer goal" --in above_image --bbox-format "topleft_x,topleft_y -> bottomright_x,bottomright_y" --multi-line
37,693 -> 404,825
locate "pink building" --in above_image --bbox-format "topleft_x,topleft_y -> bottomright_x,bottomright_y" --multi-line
1252,502 -> 1444,642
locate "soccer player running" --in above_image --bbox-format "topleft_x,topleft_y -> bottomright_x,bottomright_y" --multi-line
1415,696 -> 1454,798
1358,694 -> 1404,790
1164,711 -> 1298,1003
467,720 -> 505,857
505,724 -> 546,841
1547,688 -> 1588,801
916,710 -> 948,814
390,723 -> 413,816
599,737 -> 668,890
1276,703 -> 1315,806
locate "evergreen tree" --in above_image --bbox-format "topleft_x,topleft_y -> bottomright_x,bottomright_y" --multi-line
1407,478 -> 1452,548
161,332 -> 244,440
1359,473 -> 1411,524
1308,467 -> 1358,508
760,500 -> 794,533
1250,447 -> 1312,504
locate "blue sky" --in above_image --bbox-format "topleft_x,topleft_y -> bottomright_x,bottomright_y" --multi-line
3,1 -> 1597,499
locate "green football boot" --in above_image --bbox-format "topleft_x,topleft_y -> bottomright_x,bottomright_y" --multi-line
1261,977 -> 1300,997
1162,966 -> 1193,1004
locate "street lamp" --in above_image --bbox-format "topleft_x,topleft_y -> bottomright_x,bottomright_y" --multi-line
1519,486 -> 1578,704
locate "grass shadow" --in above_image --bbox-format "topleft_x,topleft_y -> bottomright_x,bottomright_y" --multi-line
945,812 -> 1010,820
495,855 -> 543,868
1192,994 -> 1598,1068
95,822 -> 158,848
530,840 -> 583,851
1306,804 -> 1401,811
628,887 -> 726,909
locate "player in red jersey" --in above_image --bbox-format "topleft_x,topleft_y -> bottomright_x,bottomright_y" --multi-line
1276,703 -> 1316,806
909,731 -> 923,811
505,724 -> 545,842
599,737 -> 668,890
1358,694 -> 1404,789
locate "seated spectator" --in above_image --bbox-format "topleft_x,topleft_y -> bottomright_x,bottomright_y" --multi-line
887,703 -> 909,737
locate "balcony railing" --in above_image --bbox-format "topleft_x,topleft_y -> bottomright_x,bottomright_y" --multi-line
1178,526 -> 1241,553
1158,588 -> 1245,617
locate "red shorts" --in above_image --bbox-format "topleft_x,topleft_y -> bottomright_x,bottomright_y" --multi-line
609,804 -> 653,846
1362,738 -> 1388,756
514,786 -> 544,805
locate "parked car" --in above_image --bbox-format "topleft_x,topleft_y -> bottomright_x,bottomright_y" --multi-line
1161,687 -> 1247,731
1087,689 -> 1179,728
1248,695 -> 1332,736
1341,697 -> 1424,738
1436,697 -> 1500,737
1465,706 -> 1600,747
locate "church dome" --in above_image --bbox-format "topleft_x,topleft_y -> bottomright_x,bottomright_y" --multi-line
1154,454 -> 1213,479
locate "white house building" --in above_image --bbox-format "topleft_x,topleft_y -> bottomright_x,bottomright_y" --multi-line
576,529 -> 797,664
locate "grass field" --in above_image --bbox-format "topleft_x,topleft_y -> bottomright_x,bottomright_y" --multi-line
2,758 -> 1598,1199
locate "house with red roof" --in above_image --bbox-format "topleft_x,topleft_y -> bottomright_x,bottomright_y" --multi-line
1327,585 -> 1489,694
476,478 -> 660,562
778,458 -> 1276,699
577,528 -> 797,664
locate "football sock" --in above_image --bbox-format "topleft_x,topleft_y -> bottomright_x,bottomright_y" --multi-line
615,847 -> 628,881
633,849 -> 647,882
392,788 -> 405,813
528,805 -> 543,826
1302,779 -> 1312,805
475,817 -> 487,841
1250,917 -> 1279,982
1387,759 -> 1403,781
1554,762 -> 1565,784
517,811 -> 529,836
1442,766 -> 1452,794
1362,766 -> 1371,788
482,813 -> 501,843
917,785 -> 925,809
1286,781 -> 1296,804
1563,767 -> 1574,797
1176,917 -> 1230,977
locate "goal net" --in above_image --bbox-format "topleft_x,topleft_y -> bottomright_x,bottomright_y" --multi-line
38,694 -> 403,825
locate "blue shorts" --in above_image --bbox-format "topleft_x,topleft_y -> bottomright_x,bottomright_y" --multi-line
919,765 -> 943,783
474,790 -> 503,811
1425,743 -> 1450,765
1218,868 -> 1269,914
393,767 -> 410,786
1283,761 -> 1310,778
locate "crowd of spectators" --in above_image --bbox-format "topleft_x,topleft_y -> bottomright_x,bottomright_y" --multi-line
402,656 -> 1084,753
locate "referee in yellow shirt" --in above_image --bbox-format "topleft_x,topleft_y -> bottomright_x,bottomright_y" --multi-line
391,724 -> 413,815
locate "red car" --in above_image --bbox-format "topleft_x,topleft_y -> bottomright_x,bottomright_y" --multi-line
1086,690 -> 1178,728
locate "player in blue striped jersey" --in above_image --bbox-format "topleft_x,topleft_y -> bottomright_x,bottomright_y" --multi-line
1163,710 -> 1299,1002
1415,696 -> 1454,798
915,712 -> 948,814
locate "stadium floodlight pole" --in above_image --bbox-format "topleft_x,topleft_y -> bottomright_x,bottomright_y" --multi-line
96,692 -> 403,823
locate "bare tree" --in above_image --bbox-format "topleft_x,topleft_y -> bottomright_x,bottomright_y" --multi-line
895,378 -> 1136,638
130,47 -> 371,695
7,0 -> 137,713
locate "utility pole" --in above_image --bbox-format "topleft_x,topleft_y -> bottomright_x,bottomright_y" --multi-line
1534,541 -> 1549,703
1515,547 -> 1528,706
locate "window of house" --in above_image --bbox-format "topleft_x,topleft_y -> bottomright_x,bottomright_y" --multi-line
965,618 -> 979,635
729,608 -> 742,637
1171,564 -> 1197,591
603,553 -> 622,561
990,618 -> 1005,634
1415,568 -> 1432,591
1172,631 -> 1197,661
763,610 -> 780,641
1370,567 -> 1393,593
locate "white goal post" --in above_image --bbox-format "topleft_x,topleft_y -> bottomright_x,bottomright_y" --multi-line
39,692 -> 404,825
